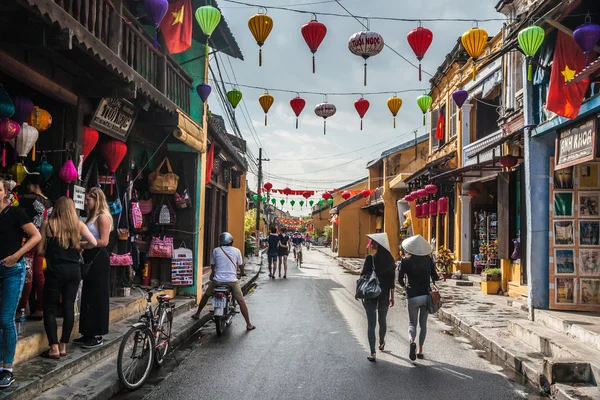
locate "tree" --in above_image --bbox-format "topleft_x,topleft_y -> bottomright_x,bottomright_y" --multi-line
324,225 -> 333,241
244,209 -> 256,238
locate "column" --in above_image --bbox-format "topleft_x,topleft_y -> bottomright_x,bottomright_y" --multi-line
461,103 -> 473,166
459,195 -> 472,264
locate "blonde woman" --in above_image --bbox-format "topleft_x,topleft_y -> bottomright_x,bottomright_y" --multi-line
37,197 -> 96,359
75,187 -> 113,349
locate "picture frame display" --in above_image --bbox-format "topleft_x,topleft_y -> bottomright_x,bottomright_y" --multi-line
554,192 -> 574,217
556,277 -> 576,304
581,279 -> 600,305
579,249 -> 600,276
554,167 -> 574,189
578,163 -> 599,189
554,220 -> 575,246
555,249 -> 576,274
579,221 -> 600,246
578,192 -> 600,218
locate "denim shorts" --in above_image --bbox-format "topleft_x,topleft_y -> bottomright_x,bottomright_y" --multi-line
267,253 -> 278,263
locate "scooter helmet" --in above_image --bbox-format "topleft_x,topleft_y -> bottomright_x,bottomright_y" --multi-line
219,232 -> 234,246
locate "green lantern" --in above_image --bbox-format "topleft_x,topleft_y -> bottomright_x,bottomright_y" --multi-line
262,197 -> 267,203
518,24 -> 545,81
318,199 -> 324,206
226,89 -> 243,117
327,199 -> 334,206
309,200 -> 314,207
271,198 -> 276,205
280,199 -> 285,206
290,200 -> 296,208
253,194 -> 258,201
299,200 -> 305,208
195,6 -> 222,61
416,94 -> 433,126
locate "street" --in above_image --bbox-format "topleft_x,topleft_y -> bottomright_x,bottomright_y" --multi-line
139,249 -> 537,400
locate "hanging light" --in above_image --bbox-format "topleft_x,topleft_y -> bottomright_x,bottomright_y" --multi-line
348,29 -> 384,86
407,24 -> 433,81
322,192 -> 332,200
518,22 -> 545,80
500,154 -> 518,169
361,189 -> 371,198
59,158 -> 78,197
314,102 -> 336,135
301,17 -> 327,73
452,90 -> 469,109
415,204 -> 422,218
342,191 -> 351,200
429,199 -> 438,216
461,26 -> 488,81
416,94 -> 433,126
258,91 -> 274,126
438,197 -> 448,214
248,11 -> 274,67
387,96 -> 402,128
424,184 -> 438,194
422,202 -> 430,217
195,6 -> 222,60
290,96 -> 306,129
263,182 -> 273,191
144,0 -> 169,48
226,89 -> 243,118
573,16 -> 600,66
354,97 -> 370,130
196,84 -> 212,103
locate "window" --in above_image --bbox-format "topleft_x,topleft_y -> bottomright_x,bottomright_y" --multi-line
475,95 -> 500,141
513,53 -> 524,94
449,100 -> 457,139
430,108 -> 439,149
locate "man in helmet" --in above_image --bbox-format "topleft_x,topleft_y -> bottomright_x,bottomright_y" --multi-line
191,232 -> 255,331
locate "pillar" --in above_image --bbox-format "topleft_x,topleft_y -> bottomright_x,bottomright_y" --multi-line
460,103 -> 473,165
459,195 -> 472,264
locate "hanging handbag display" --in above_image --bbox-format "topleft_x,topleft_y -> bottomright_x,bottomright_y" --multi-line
110,252 -> 133,266
149,157 -> 179,194
138,199 -> 153,215
148,236 -> 174,258
130,200 -> 143,229
175,163 -> 192,209
107,174 -> 122,216
154,196 -> 176,225
355,256 -> 382,300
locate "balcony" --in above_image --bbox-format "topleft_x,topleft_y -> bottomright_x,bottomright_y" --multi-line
25,0 -> 192,113
369,186 -> 384,206
464,131 -> 504,166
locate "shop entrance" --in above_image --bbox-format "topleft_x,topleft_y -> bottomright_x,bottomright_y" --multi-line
470,179 -> 498,273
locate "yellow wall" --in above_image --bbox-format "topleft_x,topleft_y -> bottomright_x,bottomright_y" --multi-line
338,201 -> 371,258
311,207 -> 331,233
227,171 -> 247,258
331,180 -> 368,205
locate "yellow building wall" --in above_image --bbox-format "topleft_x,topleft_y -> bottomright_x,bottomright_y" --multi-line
338,202 -> 371,259
312,208 -> 331,233
227,171 -> 247,258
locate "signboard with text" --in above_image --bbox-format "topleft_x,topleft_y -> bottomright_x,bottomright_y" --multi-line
89,98 -> 137,141
73,185 -> 85,211
555,118 -> 597,170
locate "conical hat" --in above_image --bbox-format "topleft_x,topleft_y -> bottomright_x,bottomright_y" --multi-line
366,233 -> 391,253
401,235 -> 432,256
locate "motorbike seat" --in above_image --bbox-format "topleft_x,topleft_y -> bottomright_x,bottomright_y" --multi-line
215,285 -> 231,291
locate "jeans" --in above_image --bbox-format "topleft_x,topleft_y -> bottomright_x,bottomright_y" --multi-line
363,289 -> 390,354
43,264 -> 81,345
407,295 -> 429,346
0,259 -> 26,366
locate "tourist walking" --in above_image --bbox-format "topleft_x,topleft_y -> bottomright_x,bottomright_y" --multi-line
75,187 -> 112,349
37,197 -> 97,359
355,233 -> 396,362
267,226 -> 279,279
0,177 -> 41,388
398,234 -> 440,361
278,228 -> 290,279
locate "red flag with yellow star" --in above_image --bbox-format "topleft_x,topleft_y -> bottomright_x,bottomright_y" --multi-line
160,0 -> 192,54
546,31 -> 589,119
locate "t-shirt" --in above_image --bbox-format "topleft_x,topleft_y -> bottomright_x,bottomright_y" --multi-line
279,235 -> 290,248
19,194 -> 52,229
0,207 -> 32,261
211,246 -> 243,283
292,237 -> 304,245
267,234 -> 279,254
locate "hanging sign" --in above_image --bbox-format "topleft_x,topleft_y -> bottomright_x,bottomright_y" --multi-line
73,185 -> 85,210
89,98 -> 137,141
555,118 -> 597,170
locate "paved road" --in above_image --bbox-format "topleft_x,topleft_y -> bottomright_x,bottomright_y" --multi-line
141,249 -> 539,400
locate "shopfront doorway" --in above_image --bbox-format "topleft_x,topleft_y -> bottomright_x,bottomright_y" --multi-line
469,179 -> 498,273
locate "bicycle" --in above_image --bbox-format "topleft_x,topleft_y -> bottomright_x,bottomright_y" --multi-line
117,285 -> 174,391
295,244 -> 303,267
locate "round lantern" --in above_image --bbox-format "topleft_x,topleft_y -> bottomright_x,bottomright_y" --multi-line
461,26 -> 489,81
518,24 -> 545,80
27,106 -> 52,132
322,192 -> 332,200
387,96 -> 402,128
196,84 -> 212,103
354,97 -> 370,130
36,155 -> 53,181
290,96 -> 306,129
405,194 -> 415,202
283,187 -> 292,196
280,199 -> 285,206
348,30 -> 384,86
409,191 -> 419,199
81,126 -> 99,162
500,154 -> 518,169
424,184 -> 438,194
59,158 -> 78,197
13,96 -> 34,125
264,182 -> 273,191
415,204 -> 422,218
258,92 -> 274,126
271,198 -> 276,205
195,6 -> 222,59
0,85 -> 15,118
99,140 -> 128,194
314,102 -> 336,135
422,202 -> 430,217
468,187 -> 480,198
0,119 -> 20,167
342,191 -> 351,200
417,189 -> 428,198
573,18 -> 600,66
361,189 -> 371,198
290,200 -> 296,208
301,17 -> 327,73
327,199 -> 334,206
309,200 -> 314,207
407,25 -> 433,81
226,89 -> 243,117
438,197 -> 449,214
144,0 -> 169,48
417,94 -> 433,126
302,191 -> 311,199
429,199 -> 438,216
248,12 -> 273,67
16,123 -> 39,160
452,90 -> 469,109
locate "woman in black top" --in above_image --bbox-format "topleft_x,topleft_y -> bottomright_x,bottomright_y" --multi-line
398,235 -> 440,361
278,228 -> 290,279
356,233 -> 395,362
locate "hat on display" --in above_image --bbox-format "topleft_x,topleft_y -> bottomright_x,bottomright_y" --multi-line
401,235 -> 433,256
366,233 -> 391,253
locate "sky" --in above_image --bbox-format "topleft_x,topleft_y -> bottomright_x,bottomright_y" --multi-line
208,0 -> 504,216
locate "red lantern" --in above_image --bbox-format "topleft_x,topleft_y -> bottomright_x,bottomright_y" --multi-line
500,154 -> 518,169
264,182 -> 273,191
422,202 -> 430,217
429,199 -> 438,216
415,204 -> 422,218
82,126 -> 99,162
301,18 -> 327,73
405,194 -> 414,202
407,25 -> 433,81
342,191 -> 351,200
424,184 -> 438,194
283,187 -> 292,196
99,140 -> 127,195
361,189 -> 371,198
354,97 -> 370,130
439,197 -> 448,214
322,192 -> 332,200
290,96 -> 306,129
417,189 -> 428,198
468,187 -> 480,198
303,191 -> 311,199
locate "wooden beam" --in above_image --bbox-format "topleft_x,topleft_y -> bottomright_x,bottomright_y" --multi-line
546,19 -> 600,54
0,49 -> 77,105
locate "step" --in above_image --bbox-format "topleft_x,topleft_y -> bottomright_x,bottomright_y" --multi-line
535,309 -> 600,353
551,383 -> 600,400
445,279 -> 474,287
0,296 -> 195,400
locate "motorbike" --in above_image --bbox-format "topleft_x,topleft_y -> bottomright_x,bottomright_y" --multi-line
212,285 -> 237,336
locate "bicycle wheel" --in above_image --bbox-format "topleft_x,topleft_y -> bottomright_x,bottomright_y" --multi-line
154,306 -> 172,366
117,326 -> 155,390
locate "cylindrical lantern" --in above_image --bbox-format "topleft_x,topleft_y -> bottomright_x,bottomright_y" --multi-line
59,158 -> 78,197
415,204 -> 422,218
424,184 -> 438,194
461,27 -> 488,81
518,24 -> 545,80
407,25 -> 433,81
196,84 -> 212,103
314,102 -> 336,135
348,30 -> 384,86
248,12 -> 273,67
354,97 -> 370,130
429,199 -> 438,216
290,96 -> 306,129
387,96 -> 402,128
438,197 -> 448,214
417,94 -> 433,126
422,202 -> 430,217
258,92 -> 274,126
301,18 -> 327,73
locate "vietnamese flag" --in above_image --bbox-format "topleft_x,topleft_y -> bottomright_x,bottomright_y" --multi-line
546,31 -> 589,119
160,0 -> 192,54
436,109 -> 445,140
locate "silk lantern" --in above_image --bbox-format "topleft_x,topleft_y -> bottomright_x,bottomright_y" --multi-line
573,18 -> 600,66
280,199 -> 285,206
342,191 -> 351,200
461,27 -> 488,81
407,25 -> 433,81
301,17 -> 327,73
263,197 -> 267,203
59,158 -> 78,197
253,194 -> 258,201
290,200 -> 296,208
13,96 -> 34,125
361,189 -> 371,198
99,140 -> 127,194
424,184 -> 438,194
405,194 -> 414,202
417,189 -> 428,198
16,123 -> 38,160
0,119 -> 19,167
264,182 -> 273,191
196,84 -> 212,103
283,187 -> 292,196
195,6 -> 222,60
12,162 -> 27,185
226,89 -> 243,117
314,102 -> 336,135
422,202 -> 430,217
258,92 -> 274,126
0,85 -> 15,118
415,204 -> 422,218
438,197 -> 448,214
144,0 -> 169,48
429,199 -> 438,216
27,106 -> 52,132
36,155 -> 53,181
354,97 -> 370,130
518,24 -> 545,80
318,199 -> 324,206
271,198 -> 276,205
452,90 -> 469,109
387,96 -> 402,128
302,191 -> 311,199
248,12 -> 273,67
348,30 -> 384,86
327,199 -> 334,206
290,96 -> 306,129
82,126 -> 99,162
309,200 -> 314,207
299,200 -> 305,208
417,94 -> 433,126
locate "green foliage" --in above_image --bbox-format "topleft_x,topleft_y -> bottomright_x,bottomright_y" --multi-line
244,209 -> 256,238
245,238 -> 256,256
324,225 -> 333,241
483,267 -> 501,276
310,229 -> 321,240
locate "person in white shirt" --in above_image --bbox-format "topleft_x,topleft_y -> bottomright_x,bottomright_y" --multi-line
191,232 -> 255,330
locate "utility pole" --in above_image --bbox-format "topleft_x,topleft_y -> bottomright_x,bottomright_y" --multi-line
255,148 -> 269,255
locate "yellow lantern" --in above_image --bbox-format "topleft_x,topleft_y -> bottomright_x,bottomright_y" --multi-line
248,12 -> 273,67
387,96 -> 402,128
461,26 -> 488,81
27,106 -> 52,132
258,92 -> 274,126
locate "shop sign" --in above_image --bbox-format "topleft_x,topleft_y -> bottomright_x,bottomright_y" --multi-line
90,98 -> 137,141
73,185 -> 85,211
555,118 -> 597,170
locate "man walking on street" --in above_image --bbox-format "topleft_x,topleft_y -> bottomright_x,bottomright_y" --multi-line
267,226 -> 279,279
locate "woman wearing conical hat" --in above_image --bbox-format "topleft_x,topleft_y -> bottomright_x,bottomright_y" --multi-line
398,235 -> 440,361
355,233 -> 396,362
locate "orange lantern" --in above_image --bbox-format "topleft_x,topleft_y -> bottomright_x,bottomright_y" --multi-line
387,96 -> 402,128
248,11 -> 273,67
461,26 -> 488,81
27,106 -> 52,132
258,92 -> 274,126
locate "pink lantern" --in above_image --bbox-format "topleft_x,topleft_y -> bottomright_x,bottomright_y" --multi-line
59,158 -> 78,197
405,194 -> 414,202
429,199 -> 438,216
415,204 -> 422,218
0,119 -> 20,167
417,189 -> 428,198
424,184 -> 438,194
439,197 -> 449,214
422,202 -> 430,216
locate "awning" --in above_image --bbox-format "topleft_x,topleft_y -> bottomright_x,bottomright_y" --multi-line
464,129 -> 523,166
429,159 -> 504,181
389,173 -> 412,190
404,151 -> 456,184
173,110 -> 205,153
570,57 -> 600,85
481,69 -> 502,99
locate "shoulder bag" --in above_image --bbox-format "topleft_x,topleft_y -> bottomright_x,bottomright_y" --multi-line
149,157 -> 179,194
154,195 -> 176,226
428,282 -> 442,313
356,256 -> 382,300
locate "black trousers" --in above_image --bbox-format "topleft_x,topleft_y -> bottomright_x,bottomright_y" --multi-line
43,264 -> 81,345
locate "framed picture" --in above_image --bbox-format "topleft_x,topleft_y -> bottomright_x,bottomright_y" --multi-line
554,167 -> 574,189
554,220 -> 574,246
578,163 -> 599,189
580,221 -> 600,246
581,279 -> 600,306
554,192 -> 574,217
579,249 -> 600,276
579,192 -> 600,218
556,277 -> 576,304
555,249 -> 576,274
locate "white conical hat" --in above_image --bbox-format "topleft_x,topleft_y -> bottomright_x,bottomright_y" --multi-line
401,235 -> 432,256
366,233 -> 391,253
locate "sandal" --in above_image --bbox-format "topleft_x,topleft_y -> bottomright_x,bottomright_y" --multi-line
367,355 -> 376,362
246,325 -> 256,331
378,342 -> 385,351
417,354 -> 424,359
40,350 -> 60,360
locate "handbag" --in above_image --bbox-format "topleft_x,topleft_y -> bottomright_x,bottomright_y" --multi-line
356,256 -> 382,300
427,284 -> 442,314
130,201 -> 143,229
149,157 -> 179,194
138,199 -> 153,215
148,236 -> 174,258
110,252 -> 133,266
175,164 -> 192,209
154,196 -> 176,225
108,175 -> 123,216
81,251 -> 101,280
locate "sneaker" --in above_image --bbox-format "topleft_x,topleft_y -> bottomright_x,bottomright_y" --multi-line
72,336 -> 89,345
0,370 -> 15,389
82,337 -> 103,349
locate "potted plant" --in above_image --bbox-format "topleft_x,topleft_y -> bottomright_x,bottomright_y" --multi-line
436,246 -> 455,280
481,267 -> 502,295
